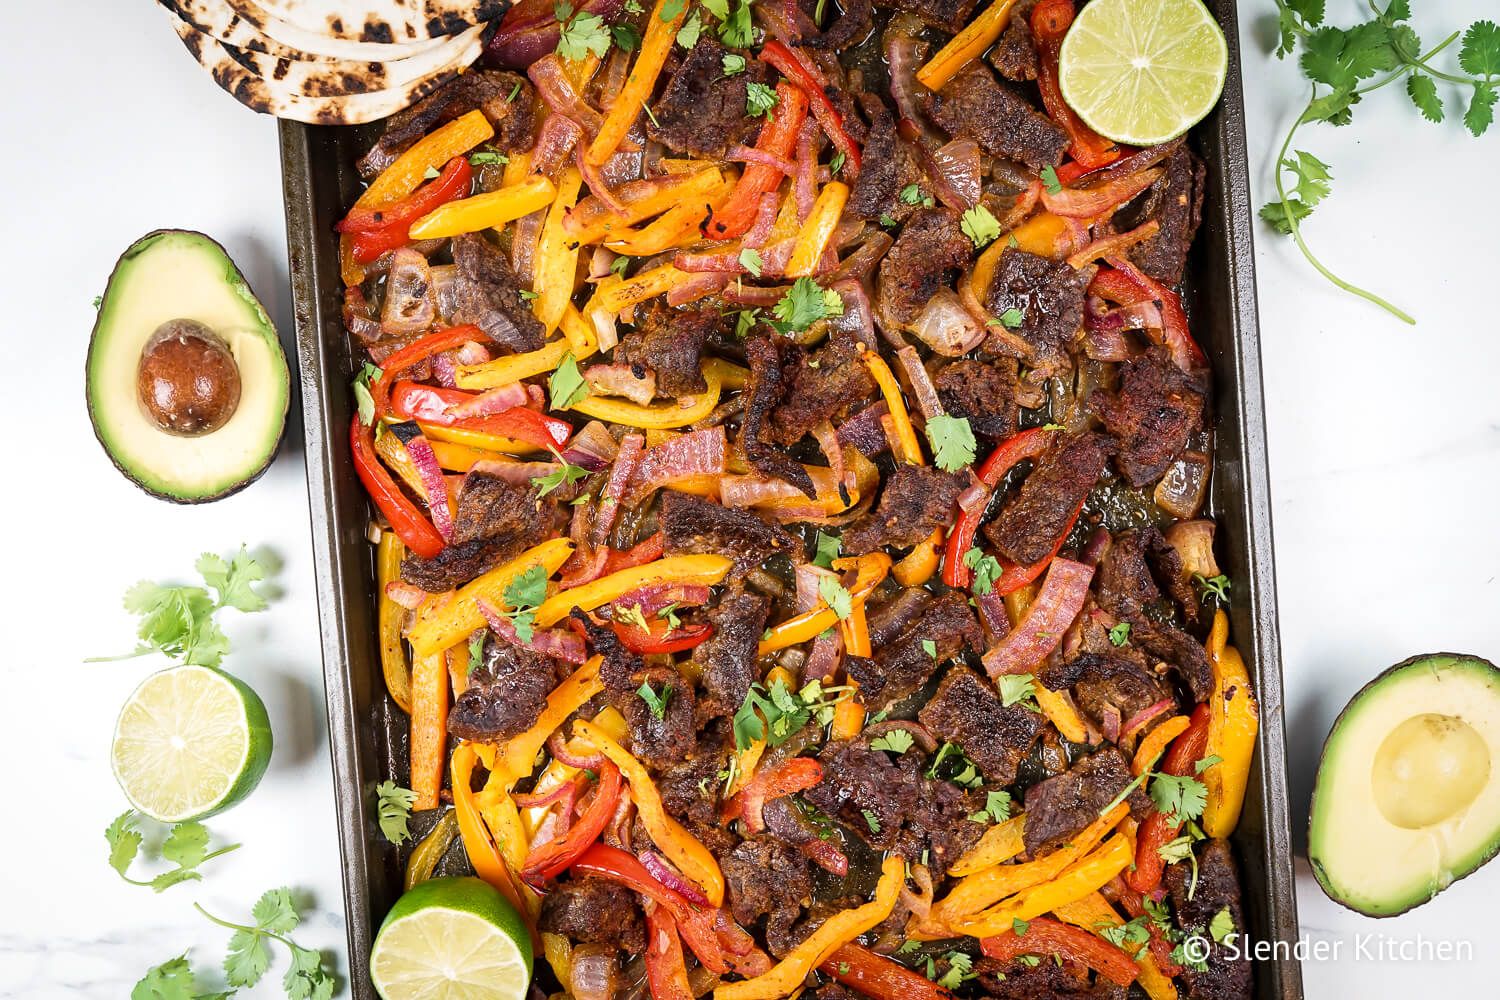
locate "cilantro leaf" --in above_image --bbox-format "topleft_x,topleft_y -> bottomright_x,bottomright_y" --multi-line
935,951 -> 975,990
1209,907 -> 1237,944
197,547 -> 269,614
812,530 -> 841,568
960,204 -> 1002,247
721,52 -> 746,75
660,0 -> 687,20
676,10 -> 702,48
555,5 -> 611,61
968,789 -> 1013,824
899,183 -> 934,207
738,247 -> 764,277
1195,753 -> 1224,775
1465,81 -> 1497,136
770,276 -> 843,335
532,454 -> 590,499
1149,773 -> 1209,824
637,680 -> 674,720
996,673 -> 1037,708
998,307 -> 1024,329
921,638 -> 937,659
201,888 -> 334,997
251,888 -> 301,935
1108,622 -> 1132,647
108,811 -> 239,892
352,362 -> 382,426
963,547 -> 1002,596
702,0 -> 729,19
746,81 -> 778,119
817,574 -> 853,620
1039,165 -> 1062,194
224,929 -> 272,988
549,351 -> 589,410
469,149 -> 509,166
869,728 -> 915,754
718,0 -> 753,47
161,821 -> 210,869
468,632 -> 485,675
925,413 -> 976,472
861,808 -> 882,833
1405,72 -> 1444,121
375,781 -> 418,845
1459,20 -> 1500,78
501,565 -> 548,643
612,22 -> 642,50
107,811 -> 143,877
131,954 -> 230,1000
829,151 -> 846,175
1098,916 -> 1152,948
1193,573 -> 1231,604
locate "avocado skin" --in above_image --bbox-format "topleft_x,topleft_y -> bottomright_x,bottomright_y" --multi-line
85,229 -> 290,504
1308,652 -> 1500,918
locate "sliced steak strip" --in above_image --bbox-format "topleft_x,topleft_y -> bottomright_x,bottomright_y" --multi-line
876,207 -> 973,326
978,957 -> 1128,999
357,70 -> 537,178
934,357 -> 1019,440
449,232 -> 547,354
1092,349 -> 1206,487
842,464 -> 965,555
539,877 -> 646,953
660,490 -> 798,571
1126,146 -> 1206,286
1021,746 -> 1146,856
767,332 -> 877,447
622,663 -> 697,768
743,335 -> 818,498
1167,839 -> 1252,1000
723,837 -> 814,958
614,301 -> 716,397
848,93 -> 926,223
985,431 -> 1112,565
400,471 -> 553,591
919,666 -> 1044,785
984,246 -> 1089,370
880,0 -> 979,33
849,592 -> 983,706
648,37 -> 769,157
694,586 -> 772,718
449,637 -> 570,741
988,0 -> 1041,81
928,63 -> 1067,170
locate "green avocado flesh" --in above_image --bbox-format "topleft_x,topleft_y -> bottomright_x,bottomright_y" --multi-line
86,230 -> 289,503
1309,653 -> 1500,917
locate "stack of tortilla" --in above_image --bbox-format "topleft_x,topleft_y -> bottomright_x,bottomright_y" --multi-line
162,0 -> 509,124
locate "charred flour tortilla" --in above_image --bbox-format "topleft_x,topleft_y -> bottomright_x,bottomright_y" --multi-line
243,0 -> 508,42
165,0 -> 462,60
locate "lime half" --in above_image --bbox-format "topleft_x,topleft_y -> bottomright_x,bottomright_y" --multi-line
372,877 -> 533,1000
111,664 -> 272,822
1058,0 -> 1228,146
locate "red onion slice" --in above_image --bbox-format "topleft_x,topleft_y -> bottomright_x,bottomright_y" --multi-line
639,850 -> 711,906
592,434 -> 644,546
895,346 -> 945,420
404,437 -> 453,541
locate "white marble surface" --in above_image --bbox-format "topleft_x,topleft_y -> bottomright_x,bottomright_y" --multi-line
2,0 -> 1498,996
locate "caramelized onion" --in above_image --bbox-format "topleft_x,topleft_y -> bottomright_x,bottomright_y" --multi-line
911,287 -> 986,357
379,248 -> 437,337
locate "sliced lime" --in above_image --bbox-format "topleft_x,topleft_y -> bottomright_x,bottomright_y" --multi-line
1058,0 -> 1228,146
372,877 -> 533,1000
110,664 -> 272,822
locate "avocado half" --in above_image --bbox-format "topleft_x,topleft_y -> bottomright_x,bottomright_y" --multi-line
86,230 -> 290,503
1309,653 -> 1500,917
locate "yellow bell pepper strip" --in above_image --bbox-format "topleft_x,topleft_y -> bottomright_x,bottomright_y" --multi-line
1010,211 -> 1074,258
861,351 -> 923,465
950,833 -> 1135,937
916,0 -> 1020,91
452,744 -> 530,917
713,856 -> 904,1000
535,554 -> 734,628
533,168 -> 585,334
409,602 -> 450,811
341,110 -> 496,286
417,421 -> 547,455
893,528 -> 944,586
407,174 -> 558,240
407,538 -> 575,658
758,553 -> 891,655
1004,581 -> 1090,742
373,424 -> 434,504
559,302 -> 599,357
541,933 -> 574,996
572,718 -> 726,907
427,438 -> 513,473
588,0 -> 686,166
604,201 -> 716,256
925,803 -> 1127,935
455,340 -> 572,391
1052,894 -> 1178,1000
1132,715 -> 1191,776
1203,623 -> 1258,837
598,262 -> 699,313
948,815 -> 1026,877
568,365 -> 723,428
563,49 -> 603,92
376,532 -> 413,714
493,656 -> 605,785
785,181 -> 850,278
503,149 -> 533,187
405,810 -> 460,891
473,773 -> 541,921
832,583 -> 873,739
564,168 -> 727,245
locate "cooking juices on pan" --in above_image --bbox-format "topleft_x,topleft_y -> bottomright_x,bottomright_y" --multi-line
336,1 -> 1261,996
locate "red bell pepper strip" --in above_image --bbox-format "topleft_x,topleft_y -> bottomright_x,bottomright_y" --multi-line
758,42 -> 862,175
338,156 -> 473,233
980,916 -> 1140,987
604,531 -> 665,574
610,619 -> 715,655
942,428 -> 1056,589
821,943 -> 958,1000
1127,702 -> 1211,893
368,324 -> 487,420
1031,0 -> 1120,170
706,83 -> 810,240
350,417 -> 446,559
520,760 -> 622,887
1117,886 -> 1183,976
389,380 -> 573,451
721,757 -> 824,834
1103,256 -> 1207,373
571,843 -> 730,974
349,224 -> 421,265
643,901 -> 695,1000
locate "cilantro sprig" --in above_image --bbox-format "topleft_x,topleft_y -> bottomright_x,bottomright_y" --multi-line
1264,1 -> 1498,323
375,781 -> 417,845
195,888 -> 336,999
106,811 -> 240,893
131,954 -> 233,1000
554,0 -> 612,61
91,547 -> 271,668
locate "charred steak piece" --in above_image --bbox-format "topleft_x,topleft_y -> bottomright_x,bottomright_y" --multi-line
648,37 -> 769,157
449,233 -> 547,355
848,93 -> 927,224
984,246 -> 1090,371
767,333 -> 877,447
919,666 -> 1044,785
723,837 -> 814,958
400,471 -> 553,592
1092,349 -> 1206,487
842,465 -> 965,555
660,490 -> 798,571
879,0 -> 979,34
934,357 -> 1020,441
876,207 -> 973,326
693,586 -> 772,718
848,592 -> 983,706
1126,146 -> 1206,286
614,300 -> 716,397
988,0 -> 1042,81
928,63 -> 1067,170
1022,746 -> 1146,855
985,431 -> 1113,565
449,637 -> 570,741
539,877 -> 646,953
1167,839 -> 1253,1000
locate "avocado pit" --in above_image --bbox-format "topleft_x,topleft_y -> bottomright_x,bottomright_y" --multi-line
137,318 -> 242,435
1372,712 -> 1490,830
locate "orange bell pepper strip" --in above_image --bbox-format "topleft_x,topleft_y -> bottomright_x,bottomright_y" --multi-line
573,719 -> 726,907
861,351 -> 923,465
758,553 -> 891,654
894,529 -> 944,586
948,814 -> 1026,877
535,554 -> 733,628
406,538 -> 575,659
706,83 -> 810,240
948,833 -> 1135,937
597,261 -> 700,313
981,916 -> 1139,987
564,167 -> 727,244
1203,611 -> 1258,837
713,857 -> 904,1000
409,604 -> 449,811
587,0 -> 685,166
603,200 -> 716,256
917,0 -> 1020,90
786,181 -> 850,278
493,656 -> 605,785
407,174 -> 557,241
532,167 -> 585,334
452,742 -> 531,919
1132,715 -> 1192,775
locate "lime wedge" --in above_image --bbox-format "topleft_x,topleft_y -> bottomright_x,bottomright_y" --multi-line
110,664 -> 272,822
1058,0 -> 1228,146
372,877 -> 533,1000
